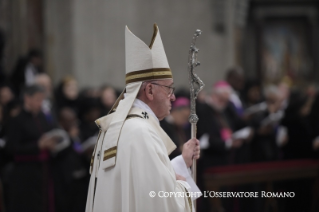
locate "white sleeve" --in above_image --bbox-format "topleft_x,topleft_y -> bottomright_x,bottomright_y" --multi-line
171,155 -> 202,200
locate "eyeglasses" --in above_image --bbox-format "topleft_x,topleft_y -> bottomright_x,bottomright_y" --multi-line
150,82 -> 175,97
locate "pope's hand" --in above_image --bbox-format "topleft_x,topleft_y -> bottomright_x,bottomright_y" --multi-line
182,138 -> 200,168
176,174 -> 186,181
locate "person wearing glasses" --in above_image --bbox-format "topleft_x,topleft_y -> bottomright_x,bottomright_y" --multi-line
85,24 -> 201,212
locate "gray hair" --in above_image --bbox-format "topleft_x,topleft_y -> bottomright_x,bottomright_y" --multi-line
23,85 -> 45,96
136,80 -> 161,98
263,85 -> 279,97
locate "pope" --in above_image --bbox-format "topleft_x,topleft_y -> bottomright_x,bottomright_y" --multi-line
85,24 -> 201,212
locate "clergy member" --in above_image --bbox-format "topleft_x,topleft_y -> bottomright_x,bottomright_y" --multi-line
85,24 -> 200,212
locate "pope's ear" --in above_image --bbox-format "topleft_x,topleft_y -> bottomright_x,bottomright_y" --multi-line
144,83 -> 154,101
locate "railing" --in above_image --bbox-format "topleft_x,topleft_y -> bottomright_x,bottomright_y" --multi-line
203,159 -> 319,212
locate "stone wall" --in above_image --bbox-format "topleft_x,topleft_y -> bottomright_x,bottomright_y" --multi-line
44,0 -> 237,90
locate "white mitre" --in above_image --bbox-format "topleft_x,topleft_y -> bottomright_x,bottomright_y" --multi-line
125,24 -> 172,84
95,24 -> 173,169
112,23 -> 172,113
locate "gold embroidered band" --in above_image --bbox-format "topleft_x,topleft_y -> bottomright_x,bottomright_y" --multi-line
125,68 -> 172,84
90,130 -> 102,173
184,187 -> 193,212
126,114 -> 143,120
90,155 -> 94,168
103,147 -> 117,161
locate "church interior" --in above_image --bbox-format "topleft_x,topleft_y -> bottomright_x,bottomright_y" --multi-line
0,0 -> 319,211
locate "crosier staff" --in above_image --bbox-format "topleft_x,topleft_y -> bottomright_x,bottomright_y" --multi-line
188,29 -> 204,212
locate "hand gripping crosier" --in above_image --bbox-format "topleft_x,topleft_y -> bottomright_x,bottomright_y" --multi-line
188,29 -> 204,211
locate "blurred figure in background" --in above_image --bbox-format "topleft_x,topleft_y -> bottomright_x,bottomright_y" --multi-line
278,80 -> 291,111
55,76 -> 80,115
6,85 -> 57,212
241,79 -> 264,124
58,108 -> 81,150
0,28 -> 5,84
250,85 -> 286,162
197,81 -> 248,167
309,85 -> 319,158
160,97 -> 191,159
242,79 -> 263,109
0,85 -> 17,176
0,96 -> 21,161
0,85 -> 14,107
279,83 -> 317,212
0,84 -> 15,143
282,84 -> 319,159
78,98 -> 101,166
197,81 -> 251,212
0,84 -> 13,212
34,73 -> 55,122
52,107 -> 88,212
281,83 -> 318,160
10,49 -> 43,96
80,87 -> 100,99
226,67 -> 245,116
197,90 -> 207,104
99,85 -> 116,115
78,98 -> 101,142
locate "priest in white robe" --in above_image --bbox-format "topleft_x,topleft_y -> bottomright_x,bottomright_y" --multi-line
85,24 -> 201,212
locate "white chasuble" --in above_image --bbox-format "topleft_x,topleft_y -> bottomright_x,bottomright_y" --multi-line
86,107 -> 193,212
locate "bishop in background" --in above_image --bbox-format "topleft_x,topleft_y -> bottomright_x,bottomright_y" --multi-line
85,24 -> 201,212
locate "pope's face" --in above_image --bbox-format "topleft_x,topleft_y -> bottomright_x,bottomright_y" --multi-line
151,79 -> 176,121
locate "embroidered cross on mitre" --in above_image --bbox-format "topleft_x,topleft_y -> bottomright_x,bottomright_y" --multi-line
142,112 -> 149,119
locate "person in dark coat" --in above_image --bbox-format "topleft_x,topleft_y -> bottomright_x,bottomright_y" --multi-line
99,85 -> 117,116
281,84 -> 318,160
242,79 -> 263,109
225,67 -> 245,116
0,29 -> 6,84
10,49 -> 43,96
197,81 -> 249,168
196,81 -> 251,212
250,85 -> 283,162
279,84 -> 317,212
78,97 -> 101,143
311,89 -> 319,159
52,107 -> 89,212
34,74 -> 56,123
6,85 -> 57,212
55,77 -> 80,116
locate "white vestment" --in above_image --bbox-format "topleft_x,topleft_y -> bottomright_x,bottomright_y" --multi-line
86,105 -> 193,212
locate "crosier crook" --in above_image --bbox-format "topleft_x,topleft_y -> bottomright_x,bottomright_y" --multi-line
188,29 -> 204,212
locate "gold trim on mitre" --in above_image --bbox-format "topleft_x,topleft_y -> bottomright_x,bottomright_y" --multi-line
125,68 -> 172,84
149,24 -> 159,49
